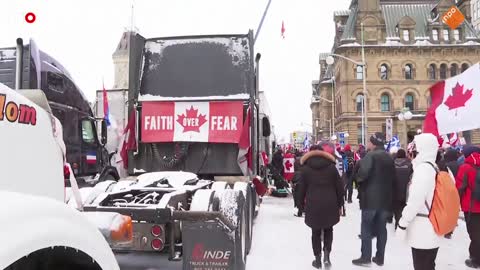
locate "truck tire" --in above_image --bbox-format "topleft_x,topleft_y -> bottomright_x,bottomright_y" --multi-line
219,189 -> 246,270
211,181 -> 228,191
190,189 -> 215,211
234,182 -> 253,255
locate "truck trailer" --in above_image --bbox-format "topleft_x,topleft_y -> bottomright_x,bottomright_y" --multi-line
80,31 -> 272,270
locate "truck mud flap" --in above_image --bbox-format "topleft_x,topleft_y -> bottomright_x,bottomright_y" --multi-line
182,220 -> 237,270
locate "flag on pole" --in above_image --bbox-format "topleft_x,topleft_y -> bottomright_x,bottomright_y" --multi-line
281,20 -> 285,39
423,63 -> 480,142
303,132 -> 310,150
102,82 -> 111,127
238,106 -> 252,176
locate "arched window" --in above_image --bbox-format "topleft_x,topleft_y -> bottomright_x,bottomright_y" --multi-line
428,64 -> 436,80
380,94 -> 390,112
380,64 -> 389,80
440,64 -> 448,79
356,94 -> 364,112
356,65 -> 364,80
461,63 -> 470,73
405,93 -> 415,111
451,64 -> 458,77
405,64 -> 413,79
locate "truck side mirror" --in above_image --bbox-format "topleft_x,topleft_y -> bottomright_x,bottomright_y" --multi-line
101,120 -> 107,145
262,117 -> 271,137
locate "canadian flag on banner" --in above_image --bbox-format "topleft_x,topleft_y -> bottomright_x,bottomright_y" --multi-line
237,106 -> 252,176
424,63 -> 480,139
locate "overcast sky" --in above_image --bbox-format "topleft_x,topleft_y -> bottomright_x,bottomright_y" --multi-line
1,0 -> 351,140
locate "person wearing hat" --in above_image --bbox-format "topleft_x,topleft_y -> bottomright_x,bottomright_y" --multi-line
352,132 -> 396,267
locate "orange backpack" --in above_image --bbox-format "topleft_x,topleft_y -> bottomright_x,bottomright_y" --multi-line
418,162 -> 461,236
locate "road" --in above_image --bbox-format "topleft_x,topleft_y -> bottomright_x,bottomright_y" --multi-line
121,192 -> 472,269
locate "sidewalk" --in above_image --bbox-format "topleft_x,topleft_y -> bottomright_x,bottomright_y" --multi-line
247,193 -> 472,270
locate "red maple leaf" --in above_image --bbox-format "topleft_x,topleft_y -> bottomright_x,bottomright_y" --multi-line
444,82 -> 473,116
176,106 -> 207,133
284,160 -> 293,172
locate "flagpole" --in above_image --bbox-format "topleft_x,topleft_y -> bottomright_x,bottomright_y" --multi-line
254,0 -> 273,44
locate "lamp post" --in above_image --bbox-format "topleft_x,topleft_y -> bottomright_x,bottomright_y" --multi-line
325,23 -> 367,145
397,107 -> 413,147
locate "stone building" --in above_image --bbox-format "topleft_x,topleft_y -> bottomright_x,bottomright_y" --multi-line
312,0 -> 480,147
112,31 -> 132,89
472,0 -> 480,30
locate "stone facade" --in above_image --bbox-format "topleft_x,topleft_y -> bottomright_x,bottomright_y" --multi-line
112,31 -> 133,89
312,0 -> 480,147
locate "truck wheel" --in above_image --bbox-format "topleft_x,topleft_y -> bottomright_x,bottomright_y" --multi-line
190,190 -> 215,211
234,182 -> 253,255
219,189 -> 246,270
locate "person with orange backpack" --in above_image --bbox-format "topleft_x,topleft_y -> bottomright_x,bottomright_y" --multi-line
456,145 -> 480,268
396,133 -> 461,270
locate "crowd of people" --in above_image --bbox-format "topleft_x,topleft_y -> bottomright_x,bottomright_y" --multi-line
269,131 -> 480,270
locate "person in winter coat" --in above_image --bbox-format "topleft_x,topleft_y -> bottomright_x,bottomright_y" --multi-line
272,148 -> 284,176
352,132 -> 395,267
456,145 -> 480,268
292,157 -> 304,217
299,144 -> 344,269
392,149 -> 413,230
444,148 -> 460,177
344,144 -> 355,203
396,133 -> 443,270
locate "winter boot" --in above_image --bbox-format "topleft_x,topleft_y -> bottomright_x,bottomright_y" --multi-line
323,250 -> 332,268
465,258 -> 480,268
312,255 -> 322,269
372,256 -> 384,266
352,257 -> 371,266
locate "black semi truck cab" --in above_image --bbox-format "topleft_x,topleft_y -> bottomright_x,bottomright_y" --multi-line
0,39 -> 119,183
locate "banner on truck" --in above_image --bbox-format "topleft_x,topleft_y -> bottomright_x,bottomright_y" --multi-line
141,101 -> 244,143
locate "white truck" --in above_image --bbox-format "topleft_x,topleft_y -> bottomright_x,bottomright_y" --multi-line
0,82 -> 124,270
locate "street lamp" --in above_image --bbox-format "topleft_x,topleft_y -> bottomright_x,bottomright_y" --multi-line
397,107 -> 413,146
325,23 -> 367,145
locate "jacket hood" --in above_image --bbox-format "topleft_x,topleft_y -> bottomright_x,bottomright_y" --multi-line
465,152 -> 480,166
300,150 -> 336,169
412,133 -> 438,166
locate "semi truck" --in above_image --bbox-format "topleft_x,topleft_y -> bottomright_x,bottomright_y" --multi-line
0,82 -> 127,270
0,39 -> 119,185
79,31 -> 272,270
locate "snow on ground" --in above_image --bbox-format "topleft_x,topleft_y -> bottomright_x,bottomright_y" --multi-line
247,192 -> 472,270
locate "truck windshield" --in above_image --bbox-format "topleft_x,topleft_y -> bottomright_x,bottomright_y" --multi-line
139,36 -> 252,99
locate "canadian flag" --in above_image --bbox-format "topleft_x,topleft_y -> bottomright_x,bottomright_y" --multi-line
237,106 -> 252,176
424,63 -> 480,139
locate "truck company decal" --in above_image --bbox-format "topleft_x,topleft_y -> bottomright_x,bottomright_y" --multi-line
141,101 -> 243,143
0,94 -> 37,125
189,243 -> 231,269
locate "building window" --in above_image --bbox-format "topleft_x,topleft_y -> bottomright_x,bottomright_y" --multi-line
405,93 -> 414,111
403,30 -> 410,41
454,29 -> 460,41
357,125 -> 363,145
380,64 -> 389,80
451,64 -> 458,77
432,29 -> 439,41
356,65 -> 364,80
428,64 -> 437,80
405,64 -> 413,79
443,29 -> 449,40
440,63 -> 448,79
380,94 -> 390,112
356,94 -> 364,112
462,63 -> 470,73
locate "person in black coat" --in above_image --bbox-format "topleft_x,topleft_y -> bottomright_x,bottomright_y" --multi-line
444,148 -> 460,177
299,145 -> 344,269
392,149 -> 412,230
292,157 -> 304,217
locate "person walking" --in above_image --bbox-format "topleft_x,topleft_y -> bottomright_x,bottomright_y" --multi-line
456,145 -> 480,268
352,132 -> 395,267
299,144 -> 344,269
392,149 -> 412,230
292,156 -> 304,217
395,133 -> 442,270
343,144 -> 355,203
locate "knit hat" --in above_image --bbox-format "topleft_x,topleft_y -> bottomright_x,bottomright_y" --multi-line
344,144 -> 351,152
370,132 -> 386,146
462,145 -> 480,158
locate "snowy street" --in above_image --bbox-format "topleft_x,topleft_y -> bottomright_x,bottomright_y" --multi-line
120,191 -> 473,269
246,193 -> 472,270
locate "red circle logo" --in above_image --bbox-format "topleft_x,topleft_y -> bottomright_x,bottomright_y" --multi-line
25,12 -> 36,23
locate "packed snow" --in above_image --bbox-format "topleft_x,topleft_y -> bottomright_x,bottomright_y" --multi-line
136,171 -> 198,189
138,93 -> 250,102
